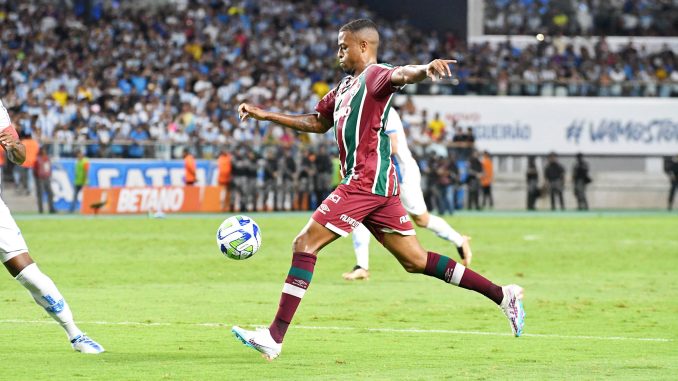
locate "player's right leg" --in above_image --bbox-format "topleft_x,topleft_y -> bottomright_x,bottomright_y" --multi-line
232,217 -> 339,360
343,223 -> 371,280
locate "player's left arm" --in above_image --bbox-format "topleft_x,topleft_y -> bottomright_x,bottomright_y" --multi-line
0,126 -> 26,165
391,59 -> 457,86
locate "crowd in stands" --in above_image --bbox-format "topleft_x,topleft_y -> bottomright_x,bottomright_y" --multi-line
0,0 -> 677,167
484,0 -> 678,36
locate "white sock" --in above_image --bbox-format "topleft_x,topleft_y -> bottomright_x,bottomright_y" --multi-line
352,224 -> 371,270
15,263 -> 83,341
426,214 -> 464,247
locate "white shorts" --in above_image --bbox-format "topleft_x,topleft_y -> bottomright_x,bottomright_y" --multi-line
399,178 -> 428,216
0,198 -> 29,263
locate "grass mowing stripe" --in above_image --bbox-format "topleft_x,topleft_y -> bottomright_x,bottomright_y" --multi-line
1,319 -> 671,343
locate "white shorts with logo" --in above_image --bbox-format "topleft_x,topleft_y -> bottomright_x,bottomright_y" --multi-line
398,170 -> 428,216
0,197 -> 29,263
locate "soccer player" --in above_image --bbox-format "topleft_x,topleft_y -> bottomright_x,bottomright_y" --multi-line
0,100 -> 104,354
232,19 -> 524,360
343,110 -> 473,281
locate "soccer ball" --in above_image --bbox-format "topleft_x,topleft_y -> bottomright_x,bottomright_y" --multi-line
216,215 -> 262,260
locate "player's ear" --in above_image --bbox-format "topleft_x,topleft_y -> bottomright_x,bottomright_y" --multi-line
360,40 -> 368,53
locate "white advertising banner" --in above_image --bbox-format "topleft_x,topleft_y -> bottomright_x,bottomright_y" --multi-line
407,96 -> 678,155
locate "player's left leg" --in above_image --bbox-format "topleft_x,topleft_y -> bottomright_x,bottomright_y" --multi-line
364,196 -> 524,336
380,233 -> 524,337
3,253 -> 105,354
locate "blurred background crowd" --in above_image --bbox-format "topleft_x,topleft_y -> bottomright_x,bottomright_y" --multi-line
1,0 -> 676,212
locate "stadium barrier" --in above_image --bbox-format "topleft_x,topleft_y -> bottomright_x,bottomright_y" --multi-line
80,185 -> 223,214
52,158 -> 218,212
407,96 -> 678,155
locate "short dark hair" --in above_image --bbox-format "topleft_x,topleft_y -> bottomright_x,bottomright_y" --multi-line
339,18 -> 378,33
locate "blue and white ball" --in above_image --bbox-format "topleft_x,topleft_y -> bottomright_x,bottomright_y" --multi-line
216,215 -> 261,260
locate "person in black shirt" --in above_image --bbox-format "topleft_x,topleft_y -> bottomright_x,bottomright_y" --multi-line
667,154 -> 678,211
572,153 -> 591,211
263,148 -> 280,210
314,145 -> 333,205
230,146 -> 249,212
279,147 -> 298,211
467,150 -> 482,210
526,156 -> 539,211
544,152 -> 565,211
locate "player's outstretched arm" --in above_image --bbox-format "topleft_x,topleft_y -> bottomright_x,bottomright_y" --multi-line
391,59 -> 457,86
0,127 -> 26,165
238,103 -> 332,134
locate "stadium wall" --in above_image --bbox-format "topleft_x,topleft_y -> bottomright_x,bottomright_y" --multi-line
406,95 -> 677,210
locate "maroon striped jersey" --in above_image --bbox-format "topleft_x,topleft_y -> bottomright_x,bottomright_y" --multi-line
315,64 -> 400,197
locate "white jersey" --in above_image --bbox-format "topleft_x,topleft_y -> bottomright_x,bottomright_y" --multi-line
384,111 -> 418,184
0,100 -> 29,262
0,100 -> 11,129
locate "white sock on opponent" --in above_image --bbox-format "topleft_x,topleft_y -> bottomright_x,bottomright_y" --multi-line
426,214 -> 464,247
352,224 -> 371,270
15,263 -> 83,340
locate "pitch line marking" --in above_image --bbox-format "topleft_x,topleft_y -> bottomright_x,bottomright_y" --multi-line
0,319 -> 672,343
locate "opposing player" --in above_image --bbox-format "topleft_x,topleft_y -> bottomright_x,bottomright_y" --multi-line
232,19 -> 524,360
0,100 -> 104,354
343,110 -> 472,281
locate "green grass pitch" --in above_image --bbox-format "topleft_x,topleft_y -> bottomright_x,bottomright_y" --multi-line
1,212 -> 676,380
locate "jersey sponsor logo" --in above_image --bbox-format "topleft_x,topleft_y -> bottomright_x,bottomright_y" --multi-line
340,214 -> 360,228
334,105 -> 351,122
317,204 -> 331,215
399,215 -> 410,224
328,194 -> 342,204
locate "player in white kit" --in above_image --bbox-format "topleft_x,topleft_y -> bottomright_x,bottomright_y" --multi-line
0,100 -> 104,353
343,111 -> 472,280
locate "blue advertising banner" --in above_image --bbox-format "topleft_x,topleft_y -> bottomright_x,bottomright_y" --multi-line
51,159 -> 218,212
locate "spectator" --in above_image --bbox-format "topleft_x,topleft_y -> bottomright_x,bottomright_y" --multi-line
314,145 -> 333,205
427,112 -> 445,142
20,133 -> 40,196
480,150 -> 494,209
544,152 -> 566,211
128,126 -> 150,159
526,155 -> 539,211
33,147 -> 55,214
231,147 -> 249,212
572,153 -> 591,211
434,157 -> 454,216
217,148 -> 232,211
467,150 -> 483,211
667,154 -> 678,211
183,148 -> 196,186
70,150 -> 89,213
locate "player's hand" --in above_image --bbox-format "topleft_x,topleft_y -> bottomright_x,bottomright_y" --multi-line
426,59 -> 457,81
0,128 -> 19,149
238,103 -> 266,122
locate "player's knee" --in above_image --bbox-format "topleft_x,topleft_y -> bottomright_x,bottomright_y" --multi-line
292,233 -> 312,253
412,214 -> 428,227
401,259 -> 424,273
